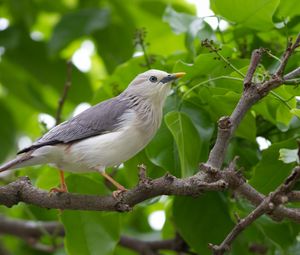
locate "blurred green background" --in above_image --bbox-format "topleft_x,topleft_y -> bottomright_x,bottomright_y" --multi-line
0,0 -> 300,254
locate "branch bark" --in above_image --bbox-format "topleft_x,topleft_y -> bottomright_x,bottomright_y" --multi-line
209,166 -> 300,255
284,67 -> 300,80
0,167 -> 299,225
0,216 -> 63,239
0,33 -> 300,255
119,234 -> 195,255
0,216 -> 193,255
0,172 -> 227,211
207,34 -> 300,169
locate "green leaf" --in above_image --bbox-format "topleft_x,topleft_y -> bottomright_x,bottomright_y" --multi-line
2,29 -> 93,107
227,139 -> 259,170
173,193 -> 234,255
146,94 -> 182,177
93,1 -> 135,73
273,88 -> 296,130
0,59 -> 54,113
146,100 -> 214,177
120,150 -> 165,187
279,148 -> 299,164
163,6 -> 196,34
208,91 -> 256,141
48,8 -> 110,55
35,166 -> 69,190
176,46 -> 235,80
229,198 -> 300,252
276,0 -> 300,19
0,26 -> 20,50
210,0 -> 280,31
276,103 -> 293,131
93,57 -> 147,103
256,216 -> 300,250
163,6 -> 214,55
0,100 -> 15,162
61,175 -> 120,255
165,111 -> 201,177
253,94 -> 278,125
250,139 -> 296,194
146,121 -> 181,177
290,108 -> 300,118
181,102 -> 215,162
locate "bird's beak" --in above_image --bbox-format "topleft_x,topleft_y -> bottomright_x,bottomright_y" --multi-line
173,72 -> 186,79
160,72 -> 186,83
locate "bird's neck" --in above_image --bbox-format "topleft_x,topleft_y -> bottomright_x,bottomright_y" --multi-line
123,89 -> 170,132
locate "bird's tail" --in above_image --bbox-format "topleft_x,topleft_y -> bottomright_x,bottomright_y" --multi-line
0,153 -> 36,172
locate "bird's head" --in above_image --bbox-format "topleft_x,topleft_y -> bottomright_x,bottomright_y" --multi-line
123,69 -> 185,103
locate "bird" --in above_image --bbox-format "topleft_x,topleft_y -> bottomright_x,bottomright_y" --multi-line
0,69 -> 185,195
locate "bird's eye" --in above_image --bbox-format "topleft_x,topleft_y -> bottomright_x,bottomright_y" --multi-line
149,76 -> 158,83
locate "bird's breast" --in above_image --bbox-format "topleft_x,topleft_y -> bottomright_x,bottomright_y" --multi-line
56,109 -> 162,172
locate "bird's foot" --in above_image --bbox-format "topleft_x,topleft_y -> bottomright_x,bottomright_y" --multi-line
100,171 -> 128,198
49,183 -> 68,194
112,186 -> 128,199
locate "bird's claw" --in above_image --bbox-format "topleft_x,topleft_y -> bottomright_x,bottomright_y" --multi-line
112,188 -> 127,199
48,185 -> 68,195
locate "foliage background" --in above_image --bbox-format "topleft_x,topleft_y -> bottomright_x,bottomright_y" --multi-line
0,0 -> 300,254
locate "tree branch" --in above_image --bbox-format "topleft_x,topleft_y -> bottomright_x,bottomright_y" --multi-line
0,216 -> 194,255
275,34 -> 300,77
201,163 -> 300,223
244,48 -> 264,87
207,33 -> 300,169
55,60 -> 72,125
0,171 -> 227,211
119,234 -> 195,255
209,166 -> 300,255
0,166 -> 299,227
284,67 -> 300,80
0,216 -> 63,239
0,33 -> 300,255
288,191 -> 300,202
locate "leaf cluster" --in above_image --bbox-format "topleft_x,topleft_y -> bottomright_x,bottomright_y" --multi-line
0,0 -> 300,254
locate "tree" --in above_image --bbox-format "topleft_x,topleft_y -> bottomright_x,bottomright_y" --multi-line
0,0 -> 299,254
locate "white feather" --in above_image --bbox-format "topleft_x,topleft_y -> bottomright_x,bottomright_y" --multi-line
1,70 -> 176,174
31,110 -> 157,173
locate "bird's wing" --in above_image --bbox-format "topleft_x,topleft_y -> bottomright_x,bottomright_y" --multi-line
18,97 -> 130,154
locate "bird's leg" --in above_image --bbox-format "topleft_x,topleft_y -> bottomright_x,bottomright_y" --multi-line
58,170 -> 68,192
100,171 -> 127,197
49,170 -> 68,193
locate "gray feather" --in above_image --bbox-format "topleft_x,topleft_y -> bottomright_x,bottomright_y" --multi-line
18,96 -> 130,154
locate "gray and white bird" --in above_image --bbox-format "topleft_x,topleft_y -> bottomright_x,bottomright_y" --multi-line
0,69 -> 185,193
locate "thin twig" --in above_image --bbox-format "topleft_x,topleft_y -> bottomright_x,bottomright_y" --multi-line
55,60 -> 72,125
284,67 -> 300,80
276,33 -> 300,77
134,28 -> 153,69
201,39 -> 245,78
1,29 -> 300,255
182,76 -> 243,100
209,166 -> 300,255
269,91 -> 292,110
283,78 -> 300,85
265,49 -> 282,63
207,34 -> 300,169
244,48 -> 264,87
